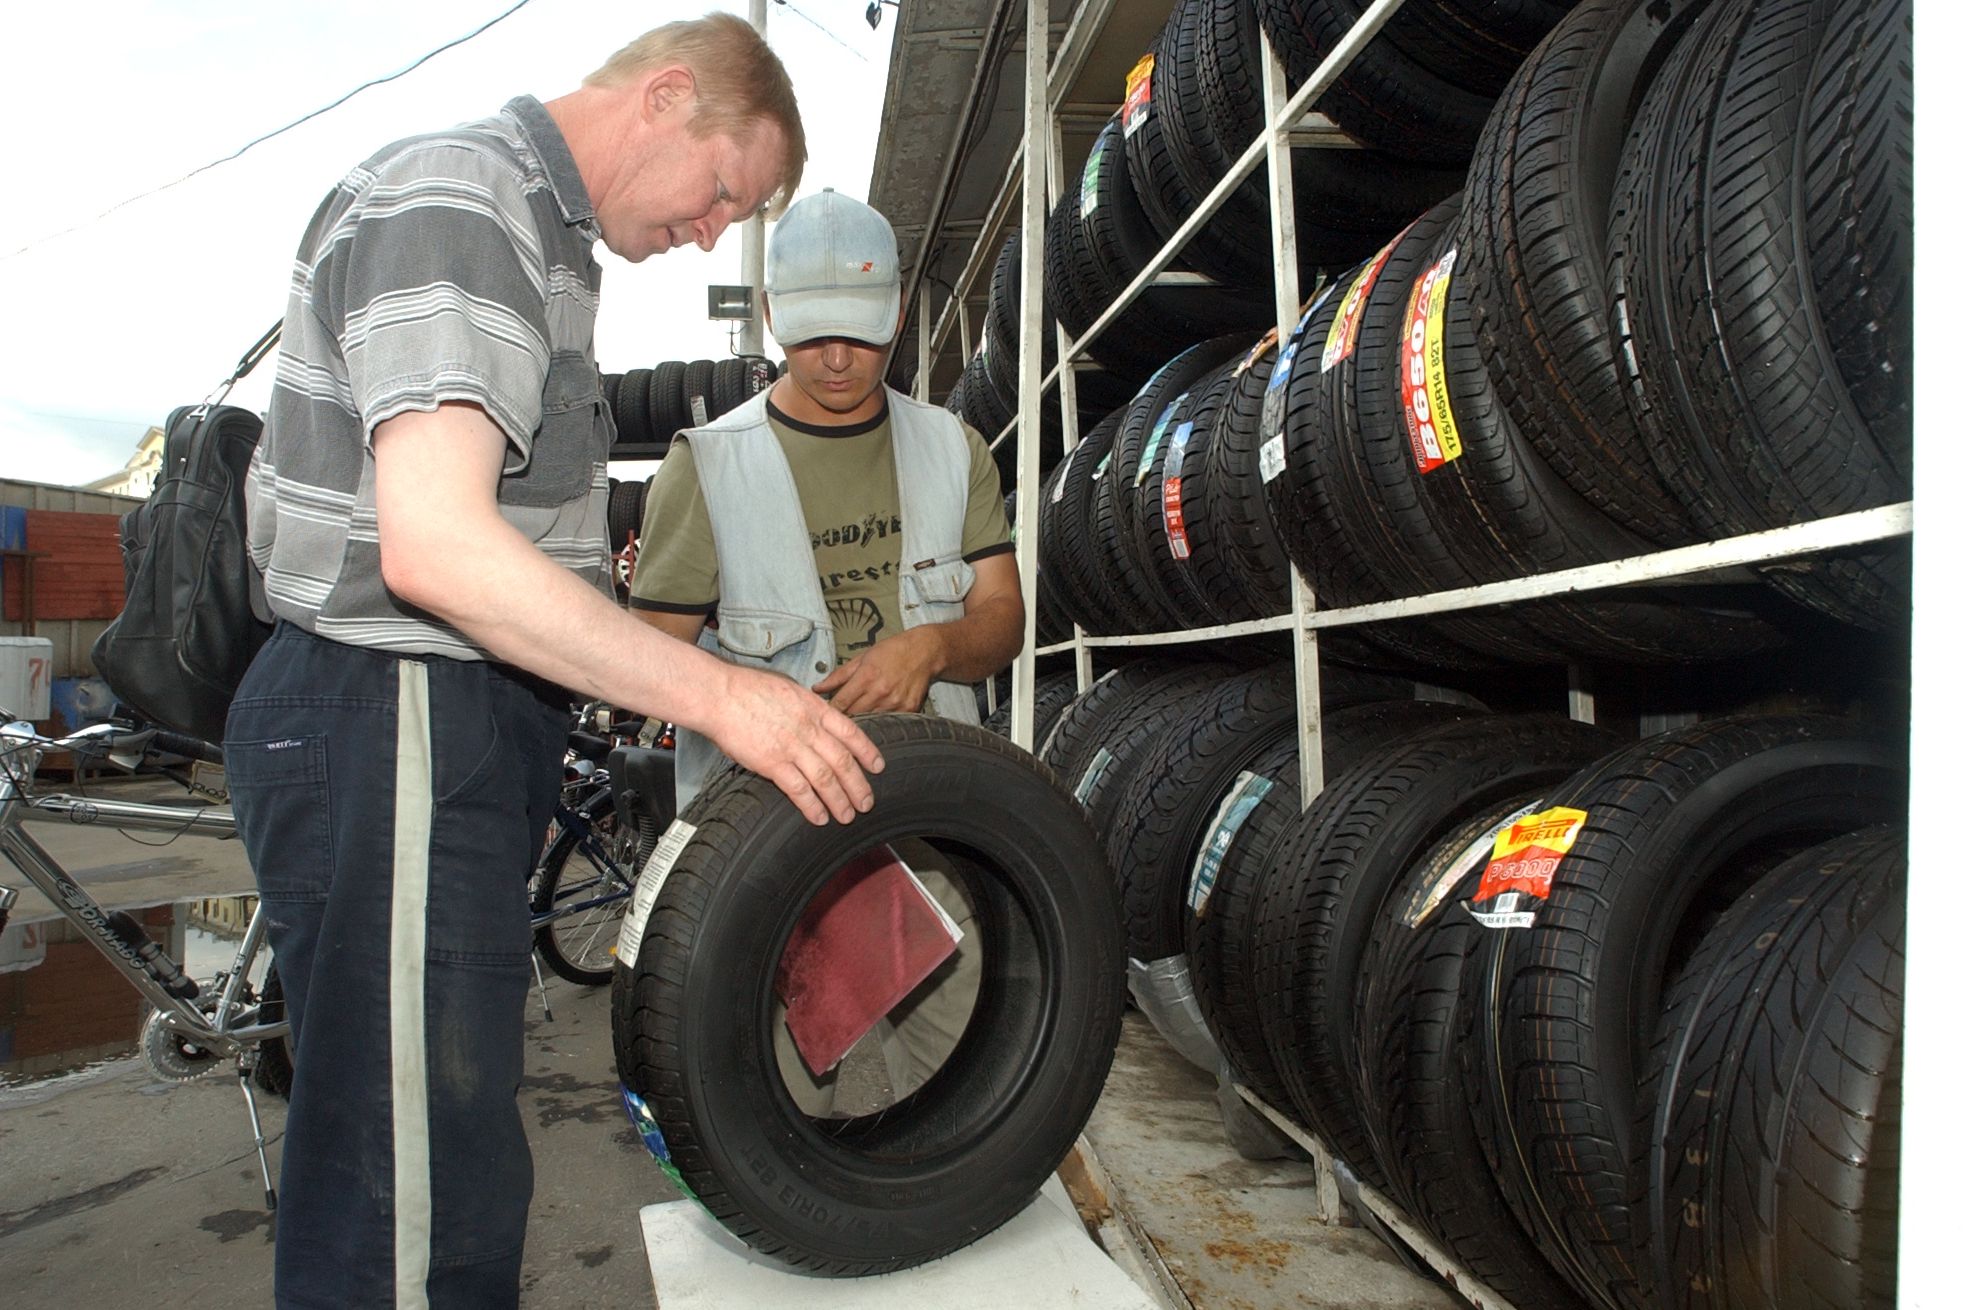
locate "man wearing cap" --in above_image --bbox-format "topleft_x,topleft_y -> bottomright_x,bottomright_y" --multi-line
629,189 -> 1023,1109
629,188 -> 1023,790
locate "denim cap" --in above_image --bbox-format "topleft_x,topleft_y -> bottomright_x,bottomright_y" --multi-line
765,188 -> 901,347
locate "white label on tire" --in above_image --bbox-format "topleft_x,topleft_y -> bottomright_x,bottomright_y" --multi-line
1073,748 -> 1113,806
616,819 -> 697,969
690,396 -> 709,426
1051,447 -> 1076,504
1259,434 -> 1286,484
1404,802 -> 1536,929
1188,771 -> 1275,916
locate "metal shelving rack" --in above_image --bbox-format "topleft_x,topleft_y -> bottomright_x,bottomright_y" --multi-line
900,1 -> 1918,1304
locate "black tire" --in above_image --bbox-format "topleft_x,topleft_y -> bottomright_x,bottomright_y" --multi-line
533,788 -> 639,987
1801,0 -> 1911,455
1465,713 -> 1907,1310
680,358 -> 717,428
1351,797 -> 1590,1309
1187,697 -> 1484,1110
1632,824 -> 1905,1310
709,357 -> 747,418
1386,208 -> 1787,664
1609,0 -> 1909,628
610,715 -> 1125,1274
614,368 -> 654,445
1038,411 -> 1131,634
1252,0 -> 1500,163
1107,337 -> 1252,627
251,961 -> 295,1099
1158,0 -> 1465,284
1039,655 -> 1236,782
650,360 -> 689,440
606,478 -> 644,553
1251,713 -> 1618,1186
980,670 -> 1079,746
1074,116 -> 1268,383
1461,0 -> 1715,542
1131,359 -> 1239,626
601,372 -> 624,430
1199,332 -> 1295,624
1272,199 -> 1532,666
1117,41 -> 1264,290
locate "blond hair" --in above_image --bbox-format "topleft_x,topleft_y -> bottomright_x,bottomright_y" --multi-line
587,13 -> 807,213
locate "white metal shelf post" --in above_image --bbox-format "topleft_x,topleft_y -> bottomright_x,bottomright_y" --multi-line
1257,27 -> 1328,805
1010,0 -> 1053,753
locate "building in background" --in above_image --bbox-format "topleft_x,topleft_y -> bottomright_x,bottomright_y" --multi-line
82,426 -> 164,500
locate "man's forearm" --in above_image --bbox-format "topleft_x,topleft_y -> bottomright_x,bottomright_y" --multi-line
925,592 -> 1025,684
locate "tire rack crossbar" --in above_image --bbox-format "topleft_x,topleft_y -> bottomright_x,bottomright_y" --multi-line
1034,502 -> 1913,654
1233,1085 -> 1527,1310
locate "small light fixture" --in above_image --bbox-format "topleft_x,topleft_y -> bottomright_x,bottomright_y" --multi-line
707,284 -> 754,322
865,0 -> 898,30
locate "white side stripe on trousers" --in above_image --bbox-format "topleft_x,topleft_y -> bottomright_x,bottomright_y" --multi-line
392,661 -> 434,1309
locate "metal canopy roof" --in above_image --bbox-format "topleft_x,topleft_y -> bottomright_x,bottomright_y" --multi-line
866,0 -> 1175,391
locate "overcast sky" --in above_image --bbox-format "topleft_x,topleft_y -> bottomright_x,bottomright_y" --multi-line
0,0 -> 895,489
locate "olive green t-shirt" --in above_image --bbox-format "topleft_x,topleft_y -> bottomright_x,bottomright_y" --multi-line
628,399 -> 1012,655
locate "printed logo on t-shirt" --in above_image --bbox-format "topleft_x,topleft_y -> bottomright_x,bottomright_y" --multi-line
829,597 -> 885,651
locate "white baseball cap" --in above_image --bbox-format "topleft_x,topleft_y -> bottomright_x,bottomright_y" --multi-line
764,188 -> 902,347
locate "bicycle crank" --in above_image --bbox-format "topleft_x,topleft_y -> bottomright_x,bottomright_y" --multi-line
140,1007 -> 223,1082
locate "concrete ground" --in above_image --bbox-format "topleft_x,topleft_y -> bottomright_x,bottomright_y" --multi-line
2,775 -> 1466,1309
1,775 -> 677,1308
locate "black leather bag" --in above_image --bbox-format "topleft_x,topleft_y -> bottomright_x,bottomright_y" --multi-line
91,401 -> 273,745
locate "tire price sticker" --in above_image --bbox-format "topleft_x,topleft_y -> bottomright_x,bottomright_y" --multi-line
1259,433 -> 1286,484
1081,138 -> 1106,217
1321,229 -> 1405,372
1163,421 -> 1195,559
1467,805 -> 1587,931
617,818 -> 698,969
1188,771 -> 1275,916
1400,247 -> 1463,475
1122,54 -> 1155,138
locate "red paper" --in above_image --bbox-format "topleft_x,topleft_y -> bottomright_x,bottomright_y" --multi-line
776,845 -> 962,1076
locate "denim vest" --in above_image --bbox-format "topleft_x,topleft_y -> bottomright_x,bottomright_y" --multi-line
675,387 -> 983,806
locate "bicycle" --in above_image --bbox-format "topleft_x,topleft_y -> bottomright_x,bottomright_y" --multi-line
0,713 -> 289,1208
0,706 -> 671,1205
528,712 -> 674,988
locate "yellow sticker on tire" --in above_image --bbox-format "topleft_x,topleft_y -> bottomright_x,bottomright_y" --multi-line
1400,248 -> 1463,475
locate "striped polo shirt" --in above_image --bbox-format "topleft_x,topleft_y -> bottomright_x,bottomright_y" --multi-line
245,95 -> 614,659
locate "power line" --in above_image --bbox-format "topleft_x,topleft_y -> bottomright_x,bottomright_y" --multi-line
773,0 -> 872,63
2,0 -> 539,264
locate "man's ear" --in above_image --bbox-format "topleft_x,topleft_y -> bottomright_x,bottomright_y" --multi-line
641,65 -> 696,121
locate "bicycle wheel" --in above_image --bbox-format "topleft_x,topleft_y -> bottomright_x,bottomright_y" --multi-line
533,789 -> 640,986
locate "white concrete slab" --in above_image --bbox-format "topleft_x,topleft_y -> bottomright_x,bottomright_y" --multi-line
640,1174 -> 1162,1308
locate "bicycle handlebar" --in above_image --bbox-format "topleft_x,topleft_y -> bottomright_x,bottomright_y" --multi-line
149,730 -> 225,765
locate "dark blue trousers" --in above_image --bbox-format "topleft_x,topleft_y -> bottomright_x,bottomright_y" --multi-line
227,624 -> 566,1309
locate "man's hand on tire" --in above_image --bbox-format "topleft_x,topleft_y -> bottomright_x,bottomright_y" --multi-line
707,667 -> 884,824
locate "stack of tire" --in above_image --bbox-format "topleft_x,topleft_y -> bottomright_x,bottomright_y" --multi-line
602,355 -> 778,450
1025,655 -> 1909,1310
945,231 -> 1139,483
1258,0 -> 1911,655
1035,333 -> 1304,635
1173,705 -> 1907,1310
1030,0 -> 1909,665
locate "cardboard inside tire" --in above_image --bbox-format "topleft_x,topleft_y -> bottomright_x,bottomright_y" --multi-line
609,714 -> 1125,1275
